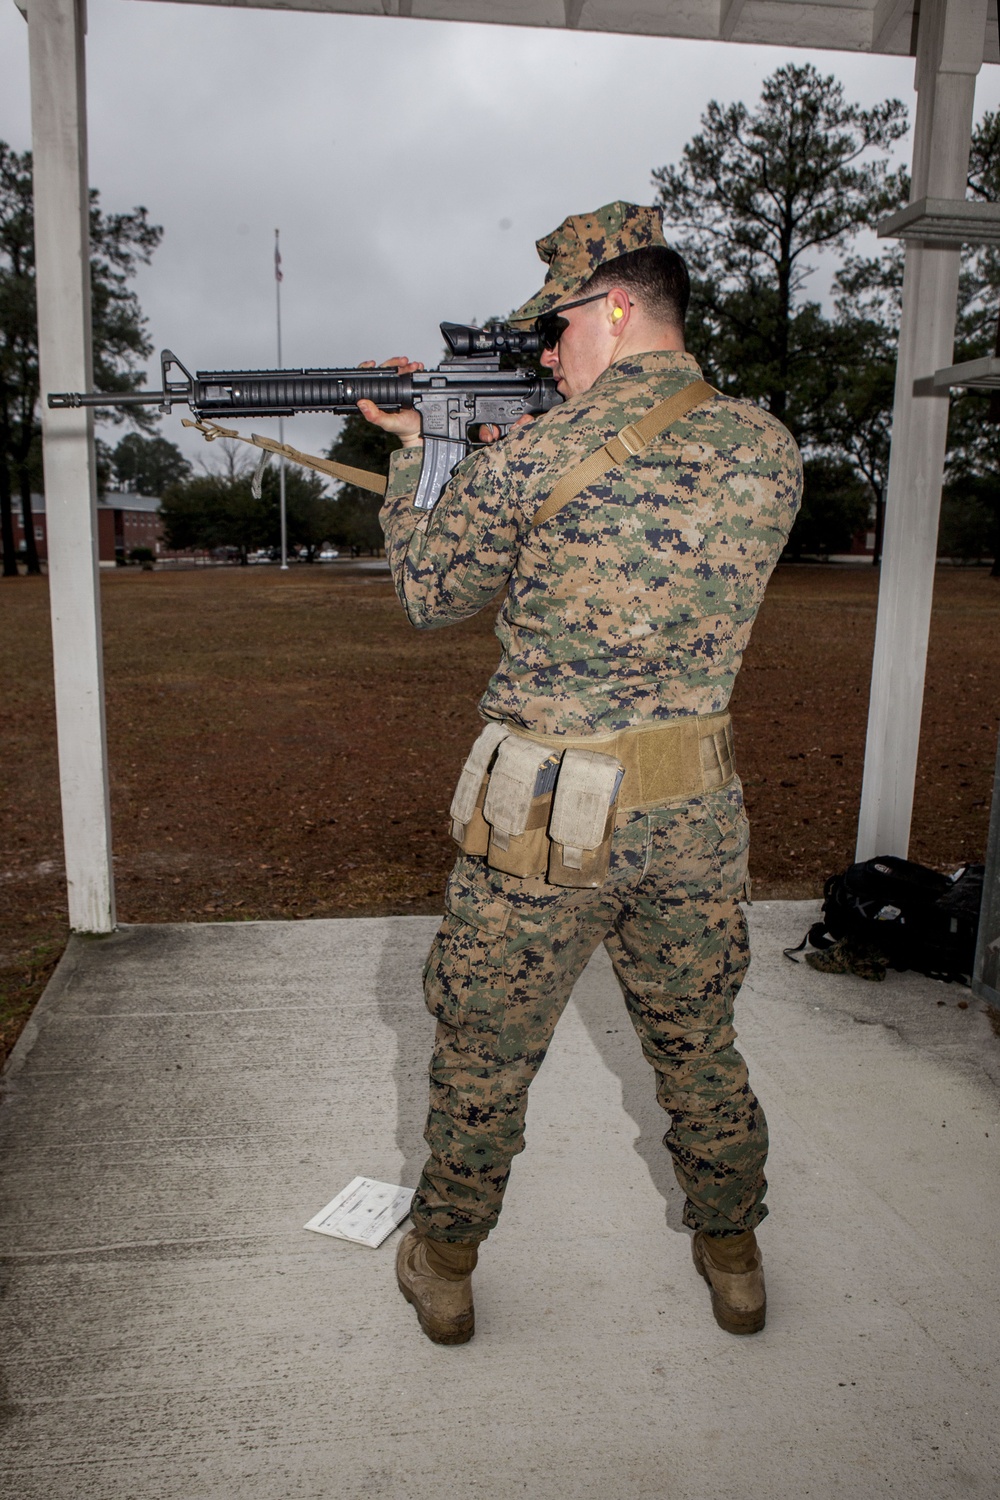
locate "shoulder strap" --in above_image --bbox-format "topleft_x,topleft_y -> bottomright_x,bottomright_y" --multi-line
530,378 -> 716,531
183,418 -> 388,496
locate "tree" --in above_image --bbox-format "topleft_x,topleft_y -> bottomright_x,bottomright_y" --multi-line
110,432 -> 190,494
0,140 -> 161,576
159,446 -> 337,562
827,250 -> 902,471
792,249 -> 904,561
939,475 -> 999,562
940,396 -> 1000,572
814,320 -> 896,490
809,120 -> 1000,574
683,282 -> 834,440
654,63 -> 908,434
253,459 -> 337,560
964,105 -> 1000,364
278,468 -> 338,561
784,457 -> 872,560
935,109 -> 1000,575
160,472 -> 269,562
94,437 -> 113,497
325,414 -> 400,555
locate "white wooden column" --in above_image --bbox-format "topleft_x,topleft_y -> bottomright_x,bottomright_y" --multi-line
27,0 -> 115,931
856,0 -> 988,860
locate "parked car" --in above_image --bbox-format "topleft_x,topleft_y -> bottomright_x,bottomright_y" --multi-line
318,548 -> 340,561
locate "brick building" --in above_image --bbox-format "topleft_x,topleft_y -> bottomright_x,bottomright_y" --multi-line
5,492 -> 164,566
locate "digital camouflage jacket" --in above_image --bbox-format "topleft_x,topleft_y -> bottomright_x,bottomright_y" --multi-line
379,350 -> 802,736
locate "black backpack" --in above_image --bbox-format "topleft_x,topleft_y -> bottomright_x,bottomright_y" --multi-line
789,855 -> 984,984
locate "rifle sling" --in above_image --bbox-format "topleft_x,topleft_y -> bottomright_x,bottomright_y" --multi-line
183,374 -> 715,516
183,418 -> 388,496
530,378 -> 716,530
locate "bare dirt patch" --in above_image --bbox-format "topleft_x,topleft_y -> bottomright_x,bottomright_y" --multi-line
3,562 -> 998,1062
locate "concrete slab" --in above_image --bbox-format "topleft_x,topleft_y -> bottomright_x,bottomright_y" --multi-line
1,903 -> 998,1499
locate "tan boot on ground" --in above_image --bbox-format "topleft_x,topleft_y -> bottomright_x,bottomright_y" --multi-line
692,1228 -> 766,1335
395,1228 -> 478,1345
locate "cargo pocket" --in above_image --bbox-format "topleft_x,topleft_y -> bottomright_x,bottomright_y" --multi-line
703,784 -> 751,904
423,873 -> 512,1035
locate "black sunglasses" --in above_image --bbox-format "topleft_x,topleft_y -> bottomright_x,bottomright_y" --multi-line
534,291 -> 613,351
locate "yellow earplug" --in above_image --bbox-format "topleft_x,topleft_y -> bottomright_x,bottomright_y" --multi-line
612,307 -> 624,321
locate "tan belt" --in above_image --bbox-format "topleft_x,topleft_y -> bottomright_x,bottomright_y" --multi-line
513,711 -> 735,812
451,711 -> 736,886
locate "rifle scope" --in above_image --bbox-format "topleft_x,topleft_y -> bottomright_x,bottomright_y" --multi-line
440,322 -> 543,357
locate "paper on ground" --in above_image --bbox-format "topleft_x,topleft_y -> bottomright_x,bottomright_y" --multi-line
304,1177 -> 414,1248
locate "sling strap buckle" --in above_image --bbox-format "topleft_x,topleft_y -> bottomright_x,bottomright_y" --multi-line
616,421 -> 645,457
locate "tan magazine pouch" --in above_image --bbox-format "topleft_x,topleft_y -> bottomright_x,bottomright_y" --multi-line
449,728 -> 624,885
449,720 -> 509,855
482,736 -> 559,877
547,749 -> 623,888
448,712 -> 734,887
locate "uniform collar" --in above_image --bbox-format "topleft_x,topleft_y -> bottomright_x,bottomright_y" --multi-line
594,349 -> 703,387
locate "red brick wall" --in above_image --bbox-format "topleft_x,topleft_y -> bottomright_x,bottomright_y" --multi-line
98,508 -> 116,562
3,501 -> 165,567
6,504 -> 48,561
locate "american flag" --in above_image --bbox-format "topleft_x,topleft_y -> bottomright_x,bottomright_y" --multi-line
274,231 -> 283,283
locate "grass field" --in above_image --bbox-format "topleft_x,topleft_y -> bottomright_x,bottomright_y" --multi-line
2,561 -> 998,1062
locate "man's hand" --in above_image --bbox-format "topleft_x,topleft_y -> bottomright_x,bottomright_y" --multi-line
357,359 -> 537,449
478,413 -> 536,444
357,356 -> 425,444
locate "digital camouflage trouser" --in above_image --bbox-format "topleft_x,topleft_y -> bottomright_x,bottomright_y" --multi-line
410,778 -> 769,1245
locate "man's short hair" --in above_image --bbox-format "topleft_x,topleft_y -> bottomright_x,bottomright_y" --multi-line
583,247 -> 690,330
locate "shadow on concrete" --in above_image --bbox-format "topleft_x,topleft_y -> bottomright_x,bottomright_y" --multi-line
370,907 -> 689,1234
570,955 -> 689,1234
373,916 -> 437,1191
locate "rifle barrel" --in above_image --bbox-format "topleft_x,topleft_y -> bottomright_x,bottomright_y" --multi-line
47,390 -> 170,409
48,369 -> 409,416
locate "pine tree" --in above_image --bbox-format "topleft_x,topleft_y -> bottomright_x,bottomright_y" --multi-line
654,63 -> 908,435
0,140 -> 162,576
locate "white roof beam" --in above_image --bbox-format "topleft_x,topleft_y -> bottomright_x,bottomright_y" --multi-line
872,0 -> 912,51
720,0 -> 749,41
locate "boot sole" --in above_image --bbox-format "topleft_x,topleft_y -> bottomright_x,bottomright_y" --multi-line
396,1269 -> 475,1345
692,1236 -> 766,1336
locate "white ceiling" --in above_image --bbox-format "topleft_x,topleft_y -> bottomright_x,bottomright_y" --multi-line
132,0 -> 1000,64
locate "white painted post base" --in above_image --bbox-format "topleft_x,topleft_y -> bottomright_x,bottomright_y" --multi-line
27,0 -> 115,932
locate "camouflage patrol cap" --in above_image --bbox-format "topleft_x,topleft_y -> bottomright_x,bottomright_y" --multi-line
510,201 -> 668,324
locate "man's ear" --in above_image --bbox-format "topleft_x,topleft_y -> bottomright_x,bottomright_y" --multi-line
606,288 -> 631,335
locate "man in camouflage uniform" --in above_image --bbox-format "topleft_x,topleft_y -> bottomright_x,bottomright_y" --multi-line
360,202 -> 801,1345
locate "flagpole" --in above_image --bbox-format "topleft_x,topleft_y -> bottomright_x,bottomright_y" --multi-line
275,227 -> 288,571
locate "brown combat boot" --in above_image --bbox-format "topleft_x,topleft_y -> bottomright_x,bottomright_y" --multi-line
692,1228 -> 766,1335
395,1228 -> 478,1345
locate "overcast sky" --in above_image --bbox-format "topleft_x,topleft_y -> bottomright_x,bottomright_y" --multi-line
3,0 -> 1000,466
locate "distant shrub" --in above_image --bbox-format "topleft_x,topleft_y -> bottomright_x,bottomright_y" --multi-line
938,479 -> 999,564
784,457 -> 872,560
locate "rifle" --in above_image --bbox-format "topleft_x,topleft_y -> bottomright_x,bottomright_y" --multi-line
47,321 -> 563,512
